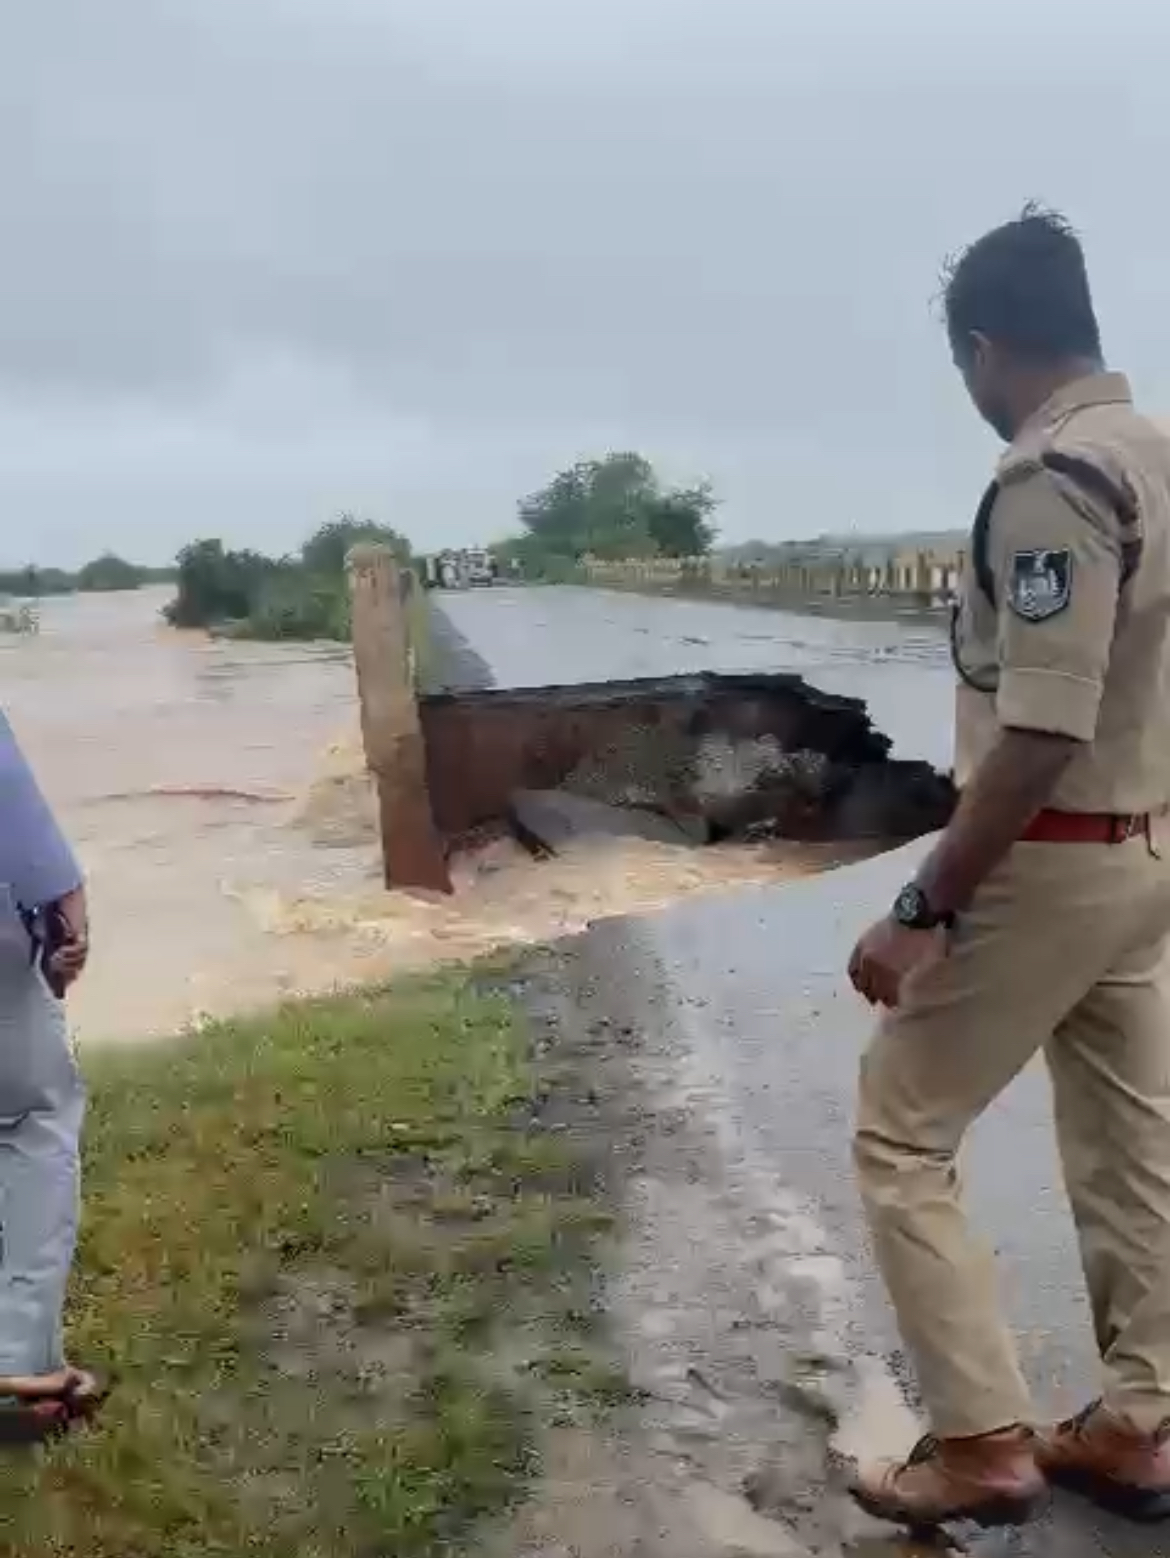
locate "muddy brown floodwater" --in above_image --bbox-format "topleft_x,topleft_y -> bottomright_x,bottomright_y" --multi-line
5,587 -> 895,1044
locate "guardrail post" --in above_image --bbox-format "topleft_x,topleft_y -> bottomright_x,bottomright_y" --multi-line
347,545 -> 451,894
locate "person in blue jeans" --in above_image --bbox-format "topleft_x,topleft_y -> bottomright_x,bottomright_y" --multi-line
0,712 -> 103,1440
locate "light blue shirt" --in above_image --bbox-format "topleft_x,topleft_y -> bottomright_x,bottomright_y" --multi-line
0,714 -> 82,909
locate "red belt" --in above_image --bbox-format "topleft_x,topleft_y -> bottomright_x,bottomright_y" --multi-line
1022,809 -> 1150,845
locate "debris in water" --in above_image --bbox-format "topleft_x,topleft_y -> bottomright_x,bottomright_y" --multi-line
510,789 -> 699,855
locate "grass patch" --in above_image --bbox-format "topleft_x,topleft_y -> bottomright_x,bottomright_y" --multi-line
1,968 -> 613,1557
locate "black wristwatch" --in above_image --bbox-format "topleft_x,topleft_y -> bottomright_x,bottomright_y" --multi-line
892,883 -> 955,932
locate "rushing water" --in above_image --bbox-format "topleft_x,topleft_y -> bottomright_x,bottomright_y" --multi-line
2,589 -> 374,1042
2,586 -> 951,1044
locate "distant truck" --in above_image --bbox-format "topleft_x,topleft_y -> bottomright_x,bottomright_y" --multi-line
422,549 -> 499,589
465,549 -> 497,586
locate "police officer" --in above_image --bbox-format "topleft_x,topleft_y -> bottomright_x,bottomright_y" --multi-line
848,206 -> 1170,1528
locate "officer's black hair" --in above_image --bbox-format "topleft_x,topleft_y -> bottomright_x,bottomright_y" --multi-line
943,203 -> 1103,367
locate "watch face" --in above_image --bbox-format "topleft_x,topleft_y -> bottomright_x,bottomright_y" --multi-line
894,885 -> 927,928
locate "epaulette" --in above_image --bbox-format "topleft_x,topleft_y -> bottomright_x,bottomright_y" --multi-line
971,451 -> 1140,609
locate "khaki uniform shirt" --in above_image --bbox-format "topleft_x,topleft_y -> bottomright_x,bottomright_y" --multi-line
952,372 -> 1170,813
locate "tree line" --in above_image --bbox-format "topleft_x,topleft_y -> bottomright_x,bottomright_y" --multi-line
2,451 -> 714,640
164,516 -> 412,640
0,554 -> 175,598
164,452 -> 712,638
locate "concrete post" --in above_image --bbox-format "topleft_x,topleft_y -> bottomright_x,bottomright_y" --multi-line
347,545 -> 451,894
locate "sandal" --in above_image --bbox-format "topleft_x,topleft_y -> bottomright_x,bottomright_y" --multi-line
0,1368 -> 111,1445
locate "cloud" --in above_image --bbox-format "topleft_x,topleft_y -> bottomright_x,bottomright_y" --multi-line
3,0 -> 1170,562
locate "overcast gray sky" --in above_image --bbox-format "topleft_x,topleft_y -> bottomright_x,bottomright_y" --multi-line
4,1 -> 1170,565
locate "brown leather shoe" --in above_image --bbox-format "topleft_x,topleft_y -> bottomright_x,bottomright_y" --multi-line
849,1427 -> 1048,1529
1037,1401 -> 1170,1523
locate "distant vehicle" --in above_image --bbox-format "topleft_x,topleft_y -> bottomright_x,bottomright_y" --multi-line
0,598 -> 38,635
465,549 -> 496,586
422,548 -> 498,589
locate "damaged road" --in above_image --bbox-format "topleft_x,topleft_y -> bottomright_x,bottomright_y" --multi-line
423,589 -> 954,855
431,585 -> 1143,1555
425,584 -> 956,770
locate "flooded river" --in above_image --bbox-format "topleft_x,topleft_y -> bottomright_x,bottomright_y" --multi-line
3,585 -> 951,1043
3,588 -> 370,1041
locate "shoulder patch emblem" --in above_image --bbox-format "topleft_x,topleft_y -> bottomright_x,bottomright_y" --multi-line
1008,548 -> 1073,623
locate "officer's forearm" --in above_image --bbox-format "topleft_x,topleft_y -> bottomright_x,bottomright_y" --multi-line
914,729 -> 1078,916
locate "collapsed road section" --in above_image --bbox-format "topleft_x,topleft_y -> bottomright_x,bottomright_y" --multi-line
345,547 -> 955,894
421,672 -> 953,858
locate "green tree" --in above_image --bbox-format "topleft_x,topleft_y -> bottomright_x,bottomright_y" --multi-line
0,566 -> 78,597
164,540 -> 279,628
644,482 -> 718,558
301,514 -> 411,578
162,516 -> 419,640
242,570 -> 352,641
77,553 -> 145,592
516,453 -> 717,563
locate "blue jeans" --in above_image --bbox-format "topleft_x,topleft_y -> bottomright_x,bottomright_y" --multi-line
0,895 -> 83,1378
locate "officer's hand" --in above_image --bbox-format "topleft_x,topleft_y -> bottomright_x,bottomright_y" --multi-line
848,917 -> 943,1009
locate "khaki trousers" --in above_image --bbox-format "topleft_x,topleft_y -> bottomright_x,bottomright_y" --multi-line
855,831 -> 1170,1438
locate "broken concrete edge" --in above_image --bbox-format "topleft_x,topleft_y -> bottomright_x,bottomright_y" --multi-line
421,669 -> 891,759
